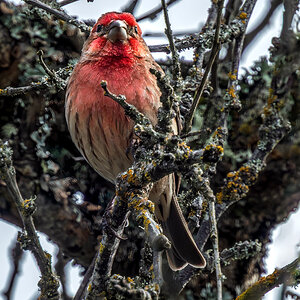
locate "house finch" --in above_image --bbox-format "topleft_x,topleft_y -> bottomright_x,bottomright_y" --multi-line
65,12 -> 205,271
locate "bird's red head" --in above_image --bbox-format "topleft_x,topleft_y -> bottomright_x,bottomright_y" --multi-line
92,12 -> 142,37
82,12 -> 146,62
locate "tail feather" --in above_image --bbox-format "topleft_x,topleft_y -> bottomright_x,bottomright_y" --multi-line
161,196 -> 206,271
166,244 -> 188,271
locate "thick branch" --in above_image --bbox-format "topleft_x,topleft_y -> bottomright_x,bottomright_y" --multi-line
236,256 -> 300,300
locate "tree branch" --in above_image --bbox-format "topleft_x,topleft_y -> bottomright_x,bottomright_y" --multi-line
24,0 -> 91,33
121,0 -> 140,14
236,255 -> 300,300
182,0 -> 224,134
136,0 -> 181,22
85,199 -> 130,299
161,0 -> 182,91
243,0 -> 282,51
59,0 -> 79,6
0,140 -> 60,300
0,83 -> 48,97
2,240 -> 23,300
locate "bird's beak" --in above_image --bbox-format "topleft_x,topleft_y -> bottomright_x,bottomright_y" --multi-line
107,20 -> 128,43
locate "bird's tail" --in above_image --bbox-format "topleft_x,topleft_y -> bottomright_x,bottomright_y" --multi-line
161,194 -> 206,271
151,175 -> 206,271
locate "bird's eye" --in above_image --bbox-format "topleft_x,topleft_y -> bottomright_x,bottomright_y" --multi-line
134,26 -> 139,34
96,24 -> 103,33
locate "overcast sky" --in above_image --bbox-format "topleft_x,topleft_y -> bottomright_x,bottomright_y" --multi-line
0,1 -> 299,300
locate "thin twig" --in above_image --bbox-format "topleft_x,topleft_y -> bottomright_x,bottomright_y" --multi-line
161,0 -> 182,87
37,50 -> 56,78
0,83 -> 47,97
3,240 -> 23,300
182,0 -> 224,134
73,255 -> 97,300
55,250 -> 71,300
59,0 -> 79,6
209,200 -> 223,300
0,140 -> 60,299
121,0 -> 140,13
24,0 -> 91,33
136,0 -> 181,22
243,0 -> 282,51
280,0 -> 299,46
143,30 -> 198,37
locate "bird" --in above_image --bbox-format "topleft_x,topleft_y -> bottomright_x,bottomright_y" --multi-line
65,11 -> 206,271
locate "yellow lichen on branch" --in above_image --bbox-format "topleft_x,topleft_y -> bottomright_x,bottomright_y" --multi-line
228,86 -> 237,98
239,11 -> 247,24
236,255 -> 300,300
228,71 -> 237,80
216,165 -> 258,202
236,270 -> 280,300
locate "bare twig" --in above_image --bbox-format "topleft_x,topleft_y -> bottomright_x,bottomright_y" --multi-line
280,0 -> 299,45
161,0 -> 182,88
37,50 -> 56,78
285,290 -> 300,300
55,250 -> 71,300
243,0 -> 282,51
143,30 -> 198,37
73,255 -> 97,300
59,0 -> 79,6
1,62 -> 71,97
24,0 -> 91,33
0,140 -> 60,299
121,0 -> 140,14
3,240 -> 23,300
136,0 -> 181,22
